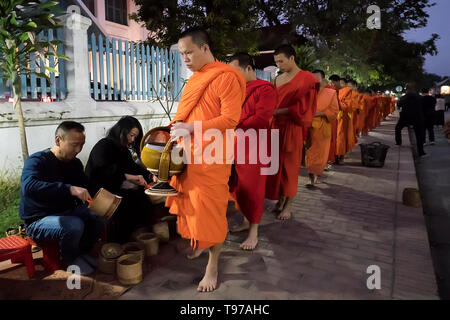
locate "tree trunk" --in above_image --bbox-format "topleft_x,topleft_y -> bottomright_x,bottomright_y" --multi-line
12,75 -> 29,162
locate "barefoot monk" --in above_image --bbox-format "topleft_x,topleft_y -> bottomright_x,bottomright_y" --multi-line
265,45 -> 319,220
228,52 -> 277,251
166,27 -> 246,292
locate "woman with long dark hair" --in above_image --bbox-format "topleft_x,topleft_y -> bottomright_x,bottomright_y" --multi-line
85,116 -> 154,243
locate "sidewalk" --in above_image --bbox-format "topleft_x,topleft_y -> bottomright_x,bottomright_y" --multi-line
120,111 -> 439,300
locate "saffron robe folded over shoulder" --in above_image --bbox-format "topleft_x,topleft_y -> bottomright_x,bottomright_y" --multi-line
306,88 -> 339,175
265,70 -> 319,199
165,61 -> 246,249
336,87 -> 353,156
230,79 -> 277,224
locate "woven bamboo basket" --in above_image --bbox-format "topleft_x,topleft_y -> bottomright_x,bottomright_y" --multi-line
136,232 -> 159,257
131,227 -> 151,242
98,243 -> 124,274
402,188 -> 422,208
152,221 -> 170,243
122,242 -> 145,262
116,254 -> 142,285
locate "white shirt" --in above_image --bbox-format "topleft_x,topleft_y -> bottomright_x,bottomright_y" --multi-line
436,98 -> 445,111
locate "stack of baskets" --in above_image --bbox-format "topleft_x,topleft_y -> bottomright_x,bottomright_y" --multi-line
97,219 -> 173,285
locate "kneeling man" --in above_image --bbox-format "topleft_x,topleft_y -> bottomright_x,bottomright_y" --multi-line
20,121 -> 104,275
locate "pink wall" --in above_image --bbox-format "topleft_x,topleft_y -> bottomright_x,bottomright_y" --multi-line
89,0 -> 150,42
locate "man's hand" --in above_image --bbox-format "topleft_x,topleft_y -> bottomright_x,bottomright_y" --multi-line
125,174 -> 147,186
170,122 -> 194,142
70,186 -> 92,202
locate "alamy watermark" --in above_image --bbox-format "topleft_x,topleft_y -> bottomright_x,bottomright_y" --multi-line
66,265 -> 81,290
152,121 -> 280,175
366,265 -> 381,290
367,5 -> 381,29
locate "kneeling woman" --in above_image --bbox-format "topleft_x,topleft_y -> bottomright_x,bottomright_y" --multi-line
86,116 -> 153,243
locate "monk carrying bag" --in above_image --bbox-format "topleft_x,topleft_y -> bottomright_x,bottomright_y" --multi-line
359,142 -> 390,168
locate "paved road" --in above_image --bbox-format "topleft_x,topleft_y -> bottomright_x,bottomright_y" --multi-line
412,111 -> 450,299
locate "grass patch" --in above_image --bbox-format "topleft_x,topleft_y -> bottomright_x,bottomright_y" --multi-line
0,171 -> 23,236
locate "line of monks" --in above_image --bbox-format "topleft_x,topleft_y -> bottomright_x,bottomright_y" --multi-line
166,27 -> 395,292
227,50 -> 396,252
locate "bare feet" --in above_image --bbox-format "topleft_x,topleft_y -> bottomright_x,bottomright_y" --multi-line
197,266 -> 218,292
277,197 -> 293,220
240,223 -> 259,250
197,243 -> 222,292
277,208 -> 292,220
230,217 -> 250,233
187,248 -> 205,260
240,235 -> 258,250
272,196 -> 286,214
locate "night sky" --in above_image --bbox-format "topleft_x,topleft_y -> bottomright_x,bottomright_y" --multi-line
403,0 -> 450,77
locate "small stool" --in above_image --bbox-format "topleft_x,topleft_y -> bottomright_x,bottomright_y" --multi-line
28,238 -> 61,272
0,236 -> 35,278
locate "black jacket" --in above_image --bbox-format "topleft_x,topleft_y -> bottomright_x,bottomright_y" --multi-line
398,92 -> 424,124
85,138 -> 150,195
422,95 -> 436,119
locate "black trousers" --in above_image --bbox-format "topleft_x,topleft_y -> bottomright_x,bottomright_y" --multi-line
395,116 -> 425,156
423,116 -> 435,142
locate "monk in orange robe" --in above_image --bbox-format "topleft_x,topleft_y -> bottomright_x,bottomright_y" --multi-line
327,75 -> 342,165
228,53 -> 277,250
348,80 -> 362,138
305,70 -> 339,185
356,92 -> 367,136
347,80 -> 360,148
361,93 -> 372,136
390,96 -> 396,114
367,91 -> 379,131
355,87 -> 369,137
376,92 -> 384,126
265,45 -> 319,220
335,78 -> 353,164
166,28 -> 246,292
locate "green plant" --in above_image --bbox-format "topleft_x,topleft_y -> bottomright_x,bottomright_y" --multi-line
0,0 -> 68,162
293,44 -> 317,71
0,169 -> 22,236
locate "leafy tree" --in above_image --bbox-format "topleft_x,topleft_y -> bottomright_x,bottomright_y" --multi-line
131,0 -> 262,60
293,44 -> 316,71
131,0 -> 439,90
0,0 -> 68,162
283,0 -> 439,89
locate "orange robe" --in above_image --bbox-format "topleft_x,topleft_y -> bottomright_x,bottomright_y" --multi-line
376,95 -> 384,126
305,88 -> 339,175
368,95 -> 379,130
336,87 -> 353,156
326,85 -> 338,163
352,92 -> 362,136
350,91 -> 360,146
355,93 -> 366,135
166,61 -> 246,249
390,97 -> 396,114
362,95 -> 372,135
265,70 -> 319,199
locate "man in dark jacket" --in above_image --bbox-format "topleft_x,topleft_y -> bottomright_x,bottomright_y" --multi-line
20,121 -> 104,275
395,83 -> 426,156
420,88 -> 436,145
